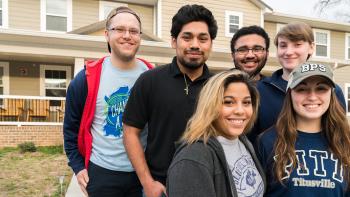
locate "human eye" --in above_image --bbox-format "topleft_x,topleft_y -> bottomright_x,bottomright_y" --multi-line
181,34 -> 192,41
253,46 -> 265,53
223,99 -> 235,106
236,47 -> 248,54
115,27 -> 125,33
243,99 -> 252,106
129,28 -> 140,35
316,84 -> 331,92
294,86 -> 307,92
199,36 -> 209,42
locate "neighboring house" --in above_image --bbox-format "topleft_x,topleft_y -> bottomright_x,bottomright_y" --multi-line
0,0 -> 349,147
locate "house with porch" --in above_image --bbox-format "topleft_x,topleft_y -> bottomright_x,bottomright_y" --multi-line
0,0 -> 349,147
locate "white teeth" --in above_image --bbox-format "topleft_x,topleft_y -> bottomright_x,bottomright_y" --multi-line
229,119 -> 244,125
305,104 -> 318,109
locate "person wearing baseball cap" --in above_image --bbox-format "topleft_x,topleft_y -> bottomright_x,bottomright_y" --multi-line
256,62 -> 350,196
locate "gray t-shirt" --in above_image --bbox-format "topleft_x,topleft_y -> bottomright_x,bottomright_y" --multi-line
90,57 -> 148,171
217,136 -> 264,197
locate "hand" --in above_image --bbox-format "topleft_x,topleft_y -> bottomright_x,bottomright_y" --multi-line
143,180 -> 167,197
76,169 -> 89,197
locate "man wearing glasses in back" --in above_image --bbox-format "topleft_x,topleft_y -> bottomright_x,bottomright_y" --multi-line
230,25 -> 270,81
63,7 -> 152,197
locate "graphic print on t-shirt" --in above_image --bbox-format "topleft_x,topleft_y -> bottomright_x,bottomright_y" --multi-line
103,86 -> 129,137
231,155 -> 264,197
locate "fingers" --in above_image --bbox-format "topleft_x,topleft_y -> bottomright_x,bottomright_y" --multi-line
76,169 -> 89,195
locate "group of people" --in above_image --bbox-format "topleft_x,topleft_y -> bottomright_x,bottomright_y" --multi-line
63,3 -> 350,197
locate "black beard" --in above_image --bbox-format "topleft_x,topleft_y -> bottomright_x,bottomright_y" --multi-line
233,56 -> 267,77
178,57 -> 203,70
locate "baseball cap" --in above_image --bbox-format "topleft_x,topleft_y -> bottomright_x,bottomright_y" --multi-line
286,63 -> 335,90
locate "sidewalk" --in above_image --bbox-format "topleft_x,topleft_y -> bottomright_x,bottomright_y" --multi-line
65,174 -> 85,197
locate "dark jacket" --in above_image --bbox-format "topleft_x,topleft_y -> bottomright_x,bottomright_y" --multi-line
248,69 -> 346,144
166,135 -> 266,197
63,57 -> 152,174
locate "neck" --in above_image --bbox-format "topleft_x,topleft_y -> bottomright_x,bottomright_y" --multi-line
282,68 -> 291,81
296,117 -> 322,133
110,53 -> 136,70
177,61 -> 204,81
253,74 -> 261,81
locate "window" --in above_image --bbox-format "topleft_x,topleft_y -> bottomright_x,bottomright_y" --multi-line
40,65 -> 71,105
0,0 -> 8,28
41,0 -> 72,32
346,83 -> 350,116
313,29 -> 330,58
345,33 -> 350,60
99,1 -> 127,21
225,11 -> 243,37
0,62 -> 9,106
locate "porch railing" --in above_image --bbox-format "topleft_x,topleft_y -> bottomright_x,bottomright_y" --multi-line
0,95 -> 65,125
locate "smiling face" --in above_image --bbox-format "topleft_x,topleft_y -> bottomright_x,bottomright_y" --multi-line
105,12 -> 141,62
277,36 -> 314,74
171,21 -> 212,70
232,34 -> 268,76
215,82 -> 253,140
291,76 -> 332,124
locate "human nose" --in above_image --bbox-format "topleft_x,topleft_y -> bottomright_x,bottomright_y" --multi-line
190,38 -> 200,48
233,103 -> 244,114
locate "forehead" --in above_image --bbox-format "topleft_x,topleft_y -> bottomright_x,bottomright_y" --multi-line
224,82 -> 250,97
235,34 -> 266,47
108,12 -> 140,28
178,21 -> 210,36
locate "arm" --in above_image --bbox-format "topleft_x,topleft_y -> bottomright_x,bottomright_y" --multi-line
63,70 -> 88,195
123,124 -> 166,197
167,159 -> 216,197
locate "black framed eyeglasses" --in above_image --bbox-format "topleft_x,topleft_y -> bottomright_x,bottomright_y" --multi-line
234,46 -> 266,55
108,27 -> 142,36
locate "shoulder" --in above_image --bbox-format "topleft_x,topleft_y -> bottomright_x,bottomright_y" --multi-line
171,141 -> 215,167
68,69 -> 86,89
257,127 -> 277,148
137,63 -> 171,80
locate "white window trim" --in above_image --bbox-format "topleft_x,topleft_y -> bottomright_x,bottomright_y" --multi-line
345,33 -> 350,60
40,65 -> 71,97
225,10 -> 243,38
156,0 -> 162,38
40,0 -> 72,32
0,0 -> 8,28
99,1 -> 127,21
313,28 -> 330,59
346,83 -> 350,116
0,61 -> 9,95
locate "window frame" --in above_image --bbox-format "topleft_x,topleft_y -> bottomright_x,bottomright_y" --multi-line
225,10 -> 243,38
313,28 -> 330,59
40,0 -> 72,32
99,0 -> 127,21
345,83 -> 350,117
39,65 -> 71,97
345,33 -> 350,60
0,0 -> 8,28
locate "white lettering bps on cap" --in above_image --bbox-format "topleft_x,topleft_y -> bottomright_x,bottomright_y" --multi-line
301,63 -> 326,73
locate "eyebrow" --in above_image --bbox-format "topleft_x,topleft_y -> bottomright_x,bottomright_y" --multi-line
223,96 -> 251,99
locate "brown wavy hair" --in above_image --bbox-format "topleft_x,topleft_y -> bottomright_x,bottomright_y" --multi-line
274,89 -> 350,189
182,69 -> 259,144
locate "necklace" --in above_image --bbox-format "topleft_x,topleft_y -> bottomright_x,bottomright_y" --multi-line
183,74 -> 189,95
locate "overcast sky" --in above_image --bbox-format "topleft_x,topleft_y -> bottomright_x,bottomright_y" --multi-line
263,0 -> 319,18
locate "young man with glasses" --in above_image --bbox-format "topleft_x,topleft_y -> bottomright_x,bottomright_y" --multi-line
230,25 -> 270,81
63,6 -> 152,197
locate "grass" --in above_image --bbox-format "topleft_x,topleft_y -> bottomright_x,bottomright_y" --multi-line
0,145 -> 73,197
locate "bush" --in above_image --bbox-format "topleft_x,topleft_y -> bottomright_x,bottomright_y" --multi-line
18,142 -> 37,153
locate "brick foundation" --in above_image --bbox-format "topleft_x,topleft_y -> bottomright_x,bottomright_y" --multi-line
0,125 -> 63,147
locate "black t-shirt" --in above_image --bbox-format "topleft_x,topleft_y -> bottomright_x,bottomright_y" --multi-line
123,57 -> 211,183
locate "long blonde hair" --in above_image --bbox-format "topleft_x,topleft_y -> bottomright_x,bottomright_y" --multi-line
182,69 -> 259,144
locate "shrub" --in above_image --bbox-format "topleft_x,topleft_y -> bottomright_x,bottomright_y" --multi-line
18,142 -> 37,153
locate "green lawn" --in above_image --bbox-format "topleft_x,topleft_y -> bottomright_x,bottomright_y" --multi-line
0,145 -> 73,197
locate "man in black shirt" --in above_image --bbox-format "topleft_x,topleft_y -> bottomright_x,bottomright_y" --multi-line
123,4 -> 218,197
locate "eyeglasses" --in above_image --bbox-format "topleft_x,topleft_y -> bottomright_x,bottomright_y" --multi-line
234,46 -> 266,55
108,27 -> 142,36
